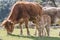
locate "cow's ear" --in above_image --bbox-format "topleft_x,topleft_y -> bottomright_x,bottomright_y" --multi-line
8,20 -> 13,24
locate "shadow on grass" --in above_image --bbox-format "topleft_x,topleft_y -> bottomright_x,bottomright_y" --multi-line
9,34 -> 60,40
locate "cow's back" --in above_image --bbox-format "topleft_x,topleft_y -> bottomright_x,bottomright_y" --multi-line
7,1 -> 42,24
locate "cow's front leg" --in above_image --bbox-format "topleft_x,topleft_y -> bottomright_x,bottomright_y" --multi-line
19,23 -> 23,35
24,18 -> 30,35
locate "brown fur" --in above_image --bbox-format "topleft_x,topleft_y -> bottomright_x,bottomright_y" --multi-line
1,1 -> 42,36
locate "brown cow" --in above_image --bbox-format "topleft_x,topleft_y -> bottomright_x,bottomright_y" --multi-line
1,1 -> 42,36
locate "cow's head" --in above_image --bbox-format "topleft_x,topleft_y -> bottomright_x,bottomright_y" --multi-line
1,20 -> 14,35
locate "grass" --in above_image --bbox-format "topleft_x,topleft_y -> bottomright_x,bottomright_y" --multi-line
0,28 -> 60,40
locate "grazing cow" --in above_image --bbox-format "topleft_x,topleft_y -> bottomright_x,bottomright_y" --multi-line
34,14 -> 51,36
43,7 -> 57,24
43,7 -> 60,25
1,1 -> 42,36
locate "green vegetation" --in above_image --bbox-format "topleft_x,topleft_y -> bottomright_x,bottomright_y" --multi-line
0,28 -> 60,40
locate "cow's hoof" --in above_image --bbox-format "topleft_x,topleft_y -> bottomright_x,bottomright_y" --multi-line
34,33 -> 37,36
7,33 -> 12,35
27,34 -> 30,36
20,33 -> 23,36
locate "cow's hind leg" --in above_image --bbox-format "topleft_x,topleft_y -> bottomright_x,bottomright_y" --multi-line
45,25 -> 50,36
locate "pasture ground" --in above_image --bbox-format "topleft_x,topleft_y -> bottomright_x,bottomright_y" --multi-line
0,28 -> 60,40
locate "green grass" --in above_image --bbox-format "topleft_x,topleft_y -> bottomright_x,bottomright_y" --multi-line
0,28 -> 60,40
